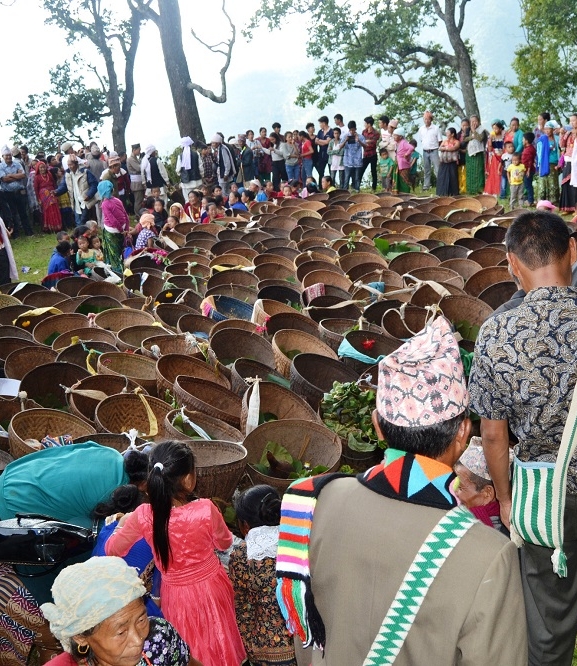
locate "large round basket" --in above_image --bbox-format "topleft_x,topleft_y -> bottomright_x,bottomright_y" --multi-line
8,408 -> 96,459
174,377 -> 242,429
290,353 -> 360,410
94,308 -> 155,332
72,432 -> 146,454
154,303 -> 197,331
240,381 -> 321,434
251,299 -> 295,326
176,313 -> 214,338
264,312 -> 319,338
340,330 -> 402,374
271,329 -> 337,378
438,295 -> 494,333
116,325 -> 169,352
209,329 -> 275,377
32,313 -> 89,346
4,346 -> 58,380
52,327 -> 118,351
141,334 -> 202,359
75,295 -> 124,315
67,374 -> 146,424
381,306 -> 429,342
0,396 -> 41,451
243,419 -> 341,492
0,337 -> 38,362
97,352 -> 159,396
230,359 -> 286,397
183,440 -> 247,502
94,393 -> 174,441
19,362 -> 90,410
205,295 -> 254,322
164,409 -> 243,443
156,354 -> 230,398
319,319 -> 361,353
56,341 -> 118,370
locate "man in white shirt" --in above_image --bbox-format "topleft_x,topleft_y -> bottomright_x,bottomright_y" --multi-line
417,110 -> 442,190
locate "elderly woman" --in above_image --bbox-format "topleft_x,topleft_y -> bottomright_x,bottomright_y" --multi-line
464,115 -> 488,194
42,556 -> 201,666
98,180 -> 130,272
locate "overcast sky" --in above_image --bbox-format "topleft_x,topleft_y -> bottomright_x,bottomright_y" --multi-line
0,0 -> 523,154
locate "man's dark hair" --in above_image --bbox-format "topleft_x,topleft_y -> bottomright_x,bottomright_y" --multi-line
376,411 -> 467,459
379,115 -> 390,126
20,145 -> 28,153
56,231 -> 69,241
318,115 -> 329,124
272,122 -> 281,129
524,131 -> 535,144
334,114 -> 343,122
56,240 -> 71,256
505,211 -> 570,270
364,116 -> 374,125
306,122 -> 315,130
347,120 -> 357,130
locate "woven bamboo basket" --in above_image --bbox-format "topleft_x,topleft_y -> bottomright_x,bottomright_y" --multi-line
52,327 -> 118,351
0,395 -> 41,451
387,251 -> 440,276
75,295 -> 124,315
176,313 -> 214,339
94,308 -> 155,332
206,269 -> 259,291
438,295 -> 495,334
19,362 -> 90,410
124,273 -> 165,298
32,313 -> 89,346
0,337 -> 37,362
174,376 -> 242,428
1,283 -> 44,298
116,325 -> 169,352
67,374 -> 146,424
240,382 -> 321,434
381,306 -> 429,342
4,346 -> 58,380
305,295 -> 362,324
290,353 -> 359,410
97,352 -> 159,396
272,329 -> 337,378
94,393 -> 173,440
209,329 -> 275,377
430,245 -> 469,261
72,432 -> 146,454
409,282 -> 465,308
439,258 -> 483,281
51,296 -> 90,313
0,325 -> 34,341
243,419 -> 341,492
154,303 -> 197,331
404,266 -> 465,289
78,281 -> 126,300
181,440 -> 247,501
209,319 -> 259,336
56,276 -> 91,297
156,354 -> 230,398
204,295 -> 255,322
164,408 -> 242,443
478,281 -> 518,310
0,293 -> 22,308
464,266 -> 513,298
8,408 -> 96,459
473,225 -> 507,244
21,290 -> 65,309
467,247 -> 507,268
13,308 -> 66,332
0,305 -> 30,326
318,319 -> 382,353
296,260 -> 345,284
230,359 -> 286,397
56,341 -> 118,370
264,312 -> 319,338
340,331 -> 402,374
141,334 -> 202,360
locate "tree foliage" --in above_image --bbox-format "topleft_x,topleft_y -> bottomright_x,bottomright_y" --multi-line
7,62 -> 106,151
510,0 -> 577,124
246,0 -> 480,120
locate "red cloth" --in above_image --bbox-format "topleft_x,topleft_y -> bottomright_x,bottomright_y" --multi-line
362,127 -> 380,158
45,653 -> 75,666
521,144 -> 537,176
34,169 -> 62,232
470,500 -> 501,528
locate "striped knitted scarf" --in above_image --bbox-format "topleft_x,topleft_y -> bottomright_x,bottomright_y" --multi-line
276,449 -> 458,649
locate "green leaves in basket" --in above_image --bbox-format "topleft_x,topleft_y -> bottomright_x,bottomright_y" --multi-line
251,440 -> 328,480
43,332 -> 61,346
258,440 -> 292,467
374,238 -> 421,261
258,411 -> 278,425
171,413 -> 212,440
455,320 -> 480,342
265,374 -> 291,389
281,348 -> 302,361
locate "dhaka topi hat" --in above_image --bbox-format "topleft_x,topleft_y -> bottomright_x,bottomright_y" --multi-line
458,436 -> 514,480
107,156 -> 121,167
131,143 -> 141,150
377,315 -> 469,427
41,556 -> 145,652
388,119 -> 399,128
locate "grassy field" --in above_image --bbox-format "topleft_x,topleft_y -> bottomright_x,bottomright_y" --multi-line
10,232 -> 63,285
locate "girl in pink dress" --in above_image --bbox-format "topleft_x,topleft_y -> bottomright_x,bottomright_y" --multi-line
106,441 -> 246,666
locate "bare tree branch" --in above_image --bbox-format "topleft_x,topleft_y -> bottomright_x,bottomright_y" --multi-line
187,0 -> 235,103
457,0 -> 469,32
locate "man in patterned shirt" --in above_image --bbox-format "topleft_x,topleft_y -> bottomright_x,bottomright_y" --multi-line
469,211 -> 577,666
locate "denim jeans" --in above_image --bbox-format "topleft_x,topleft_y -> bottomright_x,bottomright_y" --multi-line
286,163 -> 300,183
524,174 -> 534,204
74,208 -> 91,227
302,158 -> 313,180
500,173 -> 509,199
344,166 -> 363,191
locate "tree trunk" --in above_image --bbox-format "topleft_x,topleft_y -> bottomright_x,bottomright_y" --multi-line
156,0 -> 206,143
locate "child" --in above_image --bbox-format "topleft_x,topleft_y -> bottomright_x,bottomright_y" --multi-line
91,235 -> 104,262
409,139 -> 421,191
47,240 -> 72,274
152,198 -> 168,232
453,438 -> 505,531
75,235 -> 97,276
500,141 -> 515,199
56,230 -> 70,243
135,213 -> 157,250
378,148 -> 394,192
281,183 -> 294,199
521,131 -> 537,206
105,441 -> 246,666
507,153 -> 526,209
229,485 -> 296,666
161,215 -> 179,232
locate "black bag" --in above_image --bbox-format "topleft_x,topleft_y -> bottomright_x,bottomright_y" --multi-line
0,514 -> 96,566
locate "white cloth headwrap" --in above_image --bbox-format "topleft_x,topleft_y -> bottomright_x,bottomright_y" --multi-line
0,217 -> 17,280
41,556 -> 145,652
1,145 -> 11,156
245,525 -> 280,560
178,137 -> 194,172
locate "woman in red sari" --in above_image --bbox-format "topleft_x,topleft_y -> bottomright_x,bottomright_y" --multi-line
34,161 -> 62,232
256,127 -> 272,183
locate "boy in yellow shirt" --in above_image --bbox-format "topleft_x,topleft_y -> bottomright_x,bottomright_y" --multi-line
507,153 -> 526,208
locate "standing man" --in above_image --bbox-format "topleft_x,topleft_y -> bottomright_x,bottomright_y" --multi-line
60,142 -> 75,172
277,316 -> 527,666
54,155 -> 99,226
417,110 -> 442,191
211,134 -> 236,196
333,114 -> 345,131
0,145 -> 32,238
141,145 -> 169,204
127,143 -> 145,214
469,211 -> 577,666
236,134 -> 255,186
176,137 -> 203,199
315,116 -> 333,181
361,115 -> 380,191
338,120 -> 366,192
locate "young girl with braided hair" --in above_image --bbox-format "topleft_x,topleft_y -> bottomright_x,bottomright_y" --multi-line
229,485 -> 297,666
106,441 -> 245,666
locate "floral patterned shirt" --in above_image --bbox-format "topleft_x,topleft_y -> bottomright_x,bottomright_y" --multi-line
142,618 -> 190,666
469,286 -> 577,492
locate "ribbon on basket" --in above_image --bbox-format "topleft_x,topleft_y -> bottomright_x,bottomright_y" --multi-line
134,388 -> 158,438
244,377 -> 262,436
176,407 -> 211,440
61,384 -> 109,402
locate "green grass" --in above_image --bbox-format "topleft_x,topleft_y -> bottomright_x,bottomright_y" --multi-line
10,233 -> 61,285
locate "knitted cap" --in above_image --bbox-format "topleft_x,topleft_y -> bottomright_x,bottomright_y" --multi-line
377,316 -> 469,427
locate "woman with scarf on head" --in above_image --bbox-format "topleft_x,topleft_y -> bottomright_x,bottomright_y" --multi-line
484,119 -> 506,196
0,215 -> 17,285
34,161 -> 62,232
98,180 -> 130,272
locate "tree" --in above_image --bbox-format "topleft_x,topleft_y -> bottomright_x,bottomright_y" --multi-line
132,0 -> 236,143
246,0 -> 481,121
510,0 -> 577,124
43,0 -> 149,152
8,62 -> 107,151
